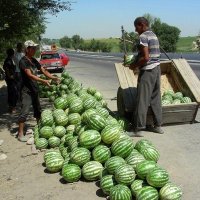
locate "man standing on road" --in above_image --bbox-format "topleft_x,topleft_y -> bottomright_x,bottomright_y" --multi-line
17,40 -> 60,142
128,17 -> 164,137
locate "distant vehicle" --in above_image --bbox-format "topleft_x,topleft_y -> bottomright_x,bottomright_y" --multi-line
39,51 -> 69,72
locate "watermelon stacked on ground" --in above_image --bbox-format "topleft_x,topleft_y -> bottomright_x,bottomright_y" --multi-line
34,71 -> 182,200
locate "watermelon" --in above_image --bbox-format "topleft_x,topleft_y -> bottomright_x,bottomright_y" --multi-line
146,167 -> 169,188
54,114 -> 68,126
136,186 -> 159,200
130,179 -> 148,197
111,138 -> 134,158
173,92 -> 183,100
41,115 -> 54,127
100,175 -> 116,195
172,99 -> 181,104
163,89 -> 174,97
87,113 -> 106,131
181,96 -> 192,103
79,130 -> 101,149
114,164 -> 136,185
92,145 -> 111,164
96,107 -> 109,118
54,97 -> 67,109
66,124 -> 76,134
135,160 -> 157,180
159,182 -> 183,200
105,156 -> 126,175
162,99 -> 171,105
68,113 -> 81,125
135,139 -> 154,152
35,138 -> 48,149
68,136 -> 78,151
99,168 -> 109,179
109,184 -> 132,200
45,156 -> 64,173
69,99 -> 83,113
81,108 -> 97,124
53,126 -> 66,138
39,126 -> 54,139
48,136 -> 61,148
101,124 -> 121,144
70,147 -> 91,166
44,149 -> 61,162
82,161 -> 103,181
94,91 -> 103,101
87,87 -> 96,95
140,145 -> 160,162
62,164 -> 81,182
125,151 -> 145,170
124,54 -> 135,65
83,97 -> 97,110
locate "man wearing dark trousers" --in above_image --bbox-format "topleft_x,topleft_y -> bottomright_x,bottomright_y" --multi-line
128,17 -> 164,137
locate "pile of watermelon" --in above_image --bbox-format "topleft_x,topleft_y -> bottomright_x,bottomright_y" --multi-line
33,70 -> 182,200
162,89 -> 192,105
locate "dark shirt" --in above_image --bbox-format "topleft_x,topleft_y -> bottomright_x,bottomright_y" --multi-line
19,56 -> 41,94
3,57 -> 16,80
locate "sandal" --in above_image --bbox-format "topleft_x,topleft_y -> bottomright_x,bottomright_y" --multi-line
18,136 -> 28,142
26,129 -> 33,135
26,137 -> 34,145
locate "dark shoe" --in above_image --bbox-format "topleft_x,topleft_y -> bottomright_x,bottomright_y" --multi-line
151,126 -> 164,134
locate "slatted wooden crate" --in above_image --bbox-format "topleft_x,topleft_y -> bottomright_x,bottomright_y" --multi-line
115,59 -> 200,124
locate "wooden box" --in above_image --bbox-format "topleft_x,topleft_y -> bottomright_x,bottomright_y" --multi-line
115,59 -> 200,124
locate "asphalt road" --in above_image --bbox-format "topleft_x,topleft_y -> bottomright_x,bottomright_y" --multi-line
64,51 -> 200,79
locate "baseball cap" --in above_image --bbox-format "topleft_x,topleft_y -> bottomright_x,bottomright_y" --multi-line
24,40 -> 39,48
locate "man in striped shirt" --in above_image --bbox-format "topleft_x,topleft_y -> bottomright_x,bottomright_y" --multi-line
129,17 -> 164,136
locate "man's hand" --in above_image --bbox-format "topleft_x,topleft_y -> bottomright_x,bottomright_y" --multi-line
42,79 -> 51,87
52,76 -> 61,84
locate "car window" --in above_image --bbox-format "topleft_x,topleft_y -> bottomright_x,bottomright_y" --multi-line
41,53 -> 60,60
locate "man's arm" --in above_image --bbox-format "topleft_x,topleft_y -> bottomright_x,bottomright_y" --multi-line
40,66 -> 60,81
23,68 -> 50,86
129,46 -> 149,70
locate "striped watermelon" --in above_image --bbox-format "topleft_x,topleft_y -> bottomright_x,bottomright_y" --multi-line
68,113 -> 81,125
66,125 -> 76,134
173,92 -> 183,100
79,130 -> 101,149
35,138 -> 48,149
136,186 -> 159,200
99,99 -> 107,108
140,145 -> 160,162
159,182 -> 183,200
92,145 -> 111,164
135,160 -> 157,180
70,147 -> 91,166
62,164 -> 81,182
54,114 -> 68,126
54,126 -> 66,138
87,87 -> 96,95
163,89 -> 174,97
172,99 -> 181,104
96,107 -> 109,118
114,164 -> 136,185
100,175 -> 116,195
61,147 -> 70,159
101,124 -> 121,144
41,109 -> 53,116
52,109 -> 65,118
111,138 -> 134,158
41,115 -> 54,127
82,161 -> 103,181
81,108 -> 97,124
44,149 -> 61,162
48,136 -> 61,148
106,115 -> 119,125
65,133 -> 74,145
54,97 -> 67,109
105,156 -> 126,174
94,91 -> 103,101
39,126 -> 54,139
68,136 -> 78,151
109,184 -> 132,200
135,139 -> 154,152
83,97 -> 97,110
162,99 -> 171,105
45,156 -> 64,173
130,179 -> 148,197
146,167 -> 169,188
162,94 -> 173,103
125,151 -> 145,170
69,99 -> 83,113
181,96 -> 192,103
87,113 -> 106,131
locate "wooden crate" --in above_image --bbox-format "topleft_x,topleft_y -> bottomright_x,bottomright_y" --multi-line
115,59 -> 200,124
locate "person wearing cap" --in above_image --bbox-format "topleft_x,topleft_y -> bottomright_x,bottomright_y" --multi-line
3,48 -> 18,113
17,40 -> 60,142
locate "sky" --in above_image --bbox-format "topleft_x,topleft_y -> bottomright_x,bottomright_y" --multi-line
43,0 -> 200,39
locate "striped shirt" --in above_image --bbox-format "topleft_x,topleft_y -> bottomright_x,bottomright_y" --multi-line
138,30 -> 160,70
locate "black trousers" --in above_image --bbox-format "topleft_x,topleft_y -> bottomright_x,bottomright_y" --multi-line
18,89 -> 41,123
5,79 -> 18,109
15,72 -> 22,102
133,66 -> 162,129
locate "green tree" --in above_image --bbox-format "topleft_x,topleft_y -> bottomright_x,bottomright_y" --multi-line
71,35 -> 84,50
59,36 -> 72,48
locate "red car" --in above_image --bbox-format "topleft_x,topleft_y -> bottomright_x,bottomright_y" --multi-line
39,51 -> 69,72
